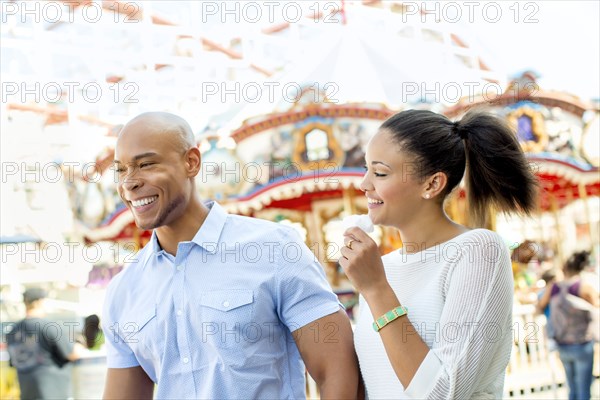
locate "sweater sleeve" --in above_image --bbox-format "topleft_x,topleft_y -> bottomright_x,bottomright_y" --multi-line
404,230 -> 514,399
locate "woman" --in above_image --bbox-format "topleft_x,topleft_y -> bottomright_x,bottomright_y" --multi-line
538,251 -> 598,400
340,110 -> 537,399
82,314 -> 105,351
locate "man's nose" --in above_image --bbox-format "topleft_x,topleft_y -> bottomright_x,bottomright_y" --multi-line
122,177 -> 142,192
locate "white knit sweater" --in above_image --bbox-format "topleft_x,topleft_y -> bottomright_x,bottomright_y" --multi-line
354,229 -> 514,399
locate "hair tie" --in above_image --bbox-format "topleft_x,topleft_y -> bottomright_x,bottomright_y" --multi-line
453,121 -> 467,140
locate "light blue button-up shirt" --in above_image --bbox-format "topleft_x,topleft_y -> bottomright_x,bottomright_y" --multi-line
103,201 -> 341,399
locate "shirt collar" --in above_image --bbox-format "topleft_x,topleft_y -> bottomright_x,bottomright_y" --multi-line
147,201 -> 226,255
149,230 -> 161,254
190,201 -> 226,254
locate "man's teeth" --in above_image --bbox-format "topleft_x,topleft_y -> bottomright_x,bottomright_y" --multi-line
368,198 -> 383,204
132,196 -> 158,207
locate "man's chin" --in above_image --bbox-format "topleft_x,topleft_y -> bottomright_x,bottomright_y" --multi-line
134,218 -> 155,231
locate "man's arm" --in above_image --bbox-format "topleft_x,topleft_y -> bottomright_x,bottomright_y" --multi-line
104,367 -> 154,399
293,309 -> 359,399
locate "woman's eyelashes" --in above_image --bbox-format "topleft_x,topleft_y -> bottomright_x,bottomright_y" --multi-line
363,165 -> 387,177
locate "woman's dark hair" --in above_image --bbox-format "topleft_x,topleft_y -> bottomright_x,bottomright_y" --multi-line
564,250 -> 591,273
380,109 -> 538,225
83,314 -> 101,349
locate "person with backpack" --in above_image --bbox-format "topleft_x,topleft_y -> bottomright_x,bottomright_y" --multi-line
6,288 -> 84,399
538,251 -> 599,400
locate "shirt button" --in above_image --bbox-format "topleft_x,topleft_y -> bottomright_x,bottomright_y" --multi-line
176,265 -> 184,271
183,357 -> 189,364
176,309 -> 182,316
222,301 -> 230,308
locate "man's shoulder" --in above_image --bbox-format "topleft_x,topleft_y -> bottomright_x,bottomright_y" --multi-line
6,318 -> 51,345
8,317 -> 46,331
226,214 -> 298,239
105,244 -> 153,294
224,214 -> 311,268
227,213 -> 280,228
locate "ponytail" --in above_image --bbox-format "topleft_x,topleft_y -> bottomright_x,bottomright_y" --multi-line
457,112 -> 538,225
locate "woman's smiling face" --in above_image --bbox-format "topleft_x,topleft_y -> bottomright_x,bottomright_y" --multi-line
360,130 -> 426,229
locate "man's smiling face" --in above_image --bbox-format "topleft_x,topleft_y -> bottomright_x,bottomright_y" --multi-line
114,115 -> 193,231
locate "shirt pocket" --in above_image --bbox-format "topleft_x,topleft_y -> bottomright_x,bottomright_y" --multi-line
198,290 -> 254,350
119,305 -> 160,365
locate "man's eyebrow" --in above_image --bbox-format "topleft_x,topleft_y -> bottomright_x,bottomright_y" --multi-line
113,152 -> 158,164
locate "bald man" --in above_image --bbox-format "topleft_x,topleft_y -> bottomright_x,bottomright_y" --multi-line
102,112 -> 359,399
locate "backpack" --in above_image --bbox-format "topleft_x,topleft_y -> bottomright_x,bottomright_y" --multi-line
6,321 -> 46,372
549,281 -> 597,344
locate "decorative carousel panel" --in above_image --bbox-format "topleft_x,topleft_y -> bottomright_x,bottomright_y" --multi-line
492,101 -> 589,163
292,119 -> 344,171
506,103 -> 548,153
543,107 -> 583,158
334,118 -> 381,168
197,137 -> 251,200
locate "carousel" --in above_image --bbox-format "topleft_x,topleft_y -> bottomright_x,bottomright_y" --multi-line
79,72 -> 599,300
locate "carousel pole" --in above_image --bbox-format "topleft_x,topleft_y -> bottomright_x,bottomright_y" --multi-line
311,209 -> 332,283
549,194 -> 564,265
342,187 -> 356,216
578,182 -> 597,251
536,199 -> 544,242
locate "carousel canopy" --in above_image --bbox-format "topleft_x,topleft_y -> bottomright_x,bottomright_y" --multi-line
531,156 -> 600,211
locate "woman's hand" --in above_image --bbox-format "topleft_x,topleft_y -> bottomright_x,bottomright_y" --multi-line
339,227 -> 389,298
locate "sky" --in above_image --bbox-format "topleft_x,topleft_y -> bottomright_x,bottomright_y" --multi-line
465,1 -> 599,101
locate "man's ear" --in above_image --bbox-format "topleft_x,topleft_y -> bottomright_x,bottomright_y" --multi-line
185,147 -> 202,177
421,172 -> 448,199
